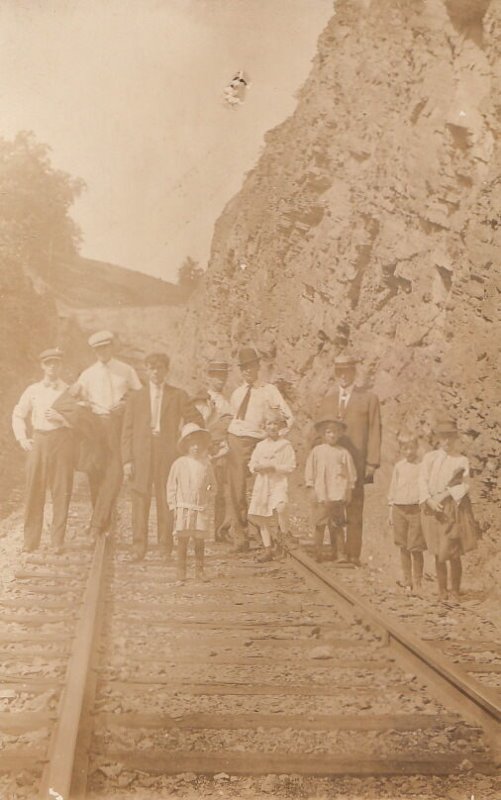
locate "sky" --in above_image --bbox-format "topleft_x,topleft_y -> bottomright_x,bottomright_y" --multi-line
0,0 -> 333,281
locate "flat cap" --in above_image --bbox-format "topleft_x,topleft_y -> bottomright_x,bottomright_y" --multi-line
314,416 -> 347,431
433,417 -> 458,435
39,347 -> 63,363
333,353 -> 360,367
88,330 -> 114,348
207,359 -> 229,373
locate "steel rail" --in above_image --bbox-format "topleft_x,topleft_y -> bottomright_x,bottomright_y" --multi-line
287,547 -> 501,758
38,535 -> 109,800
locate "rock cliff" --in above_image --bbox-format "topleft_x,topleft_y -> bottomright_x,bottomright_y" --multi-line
177,0 -> 500,528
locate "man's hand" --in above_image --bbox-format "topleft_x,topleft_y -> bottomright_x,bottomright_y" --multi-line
365,464 -> 377,480
387,506 -> 393,528
45,408 -> 64,423
20,438 -> 33,453
426,497 -> 443,513
123,462 -> 134,481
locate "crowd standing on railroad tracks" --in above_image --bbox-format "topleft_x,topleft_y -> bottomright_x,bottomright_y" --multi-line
12,329 -> 480,603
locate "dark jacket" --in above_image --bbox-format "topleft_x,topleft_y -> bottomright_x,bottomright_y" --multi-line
317,386 -> 381,484
52,390 -> 106,475
121,383 -> 202,495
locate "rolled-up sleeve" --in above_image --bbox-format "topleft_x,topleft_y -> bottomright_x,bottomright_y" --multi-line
12,388 -> 32,442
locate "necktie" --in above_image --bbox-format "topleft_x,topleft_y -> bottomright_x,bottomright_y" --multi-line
339,391 -> 348,413
236,384 -> 252,420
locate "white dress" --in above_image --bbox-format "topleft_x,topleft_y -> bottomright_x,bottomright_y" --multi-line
166,455 -> 215,534
248,438 -> 296,518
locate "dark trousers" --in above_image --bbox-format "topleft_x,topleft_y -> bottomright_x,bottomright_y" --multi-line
346,484 -> 364,560
24,429 -> 74,550
131,437 -> 173,558
227,433 -> 259,544
88,414 -> 123,533
213,459 -> 231,539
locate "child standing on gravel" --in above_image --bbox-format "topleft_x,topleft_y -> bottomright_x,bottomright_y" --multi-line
248,411 -> 296,562
167,424 -> 215,583
305,417 -> 357,563
388,430 -> 426,594
419,418 -> 478,603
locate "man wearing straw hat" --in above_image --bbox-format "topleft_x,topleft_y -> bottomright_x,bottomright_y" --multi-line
227,346 -> 294,553
316,353 -> 381,566
12,348 -> 74,553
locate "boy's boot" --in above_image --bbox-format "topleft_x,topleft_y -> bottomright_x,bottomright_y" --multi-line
412,551 -> 424,594
194,539 -> 207,580
176,536 -> 188,582
450,558 -> 462,602
313,527 -> 324,563
336,528 -> 348,564
400,548 -> 413,589
436,559 -> 448,601
257,546 -> 273,563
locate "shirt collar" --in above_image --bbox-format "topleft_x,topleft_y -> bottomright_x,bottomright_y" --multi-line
42,378 -> 60,390
339,383 -> 355,395
150,381 -> 164,392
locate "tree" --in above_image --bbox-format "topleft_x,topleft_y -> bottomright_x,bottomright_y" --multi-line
177,256 -> 203,297
0,131 -> 85,281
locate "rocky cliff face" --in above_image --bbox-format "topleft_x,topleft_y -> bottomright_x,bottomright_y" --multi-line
178,0 -> 500,525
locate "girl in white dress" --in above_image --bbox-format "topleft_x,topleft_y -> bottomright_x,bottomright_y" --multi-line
248,412 -> 296,562
167,424 -> 215,582
419,418 -> 478,602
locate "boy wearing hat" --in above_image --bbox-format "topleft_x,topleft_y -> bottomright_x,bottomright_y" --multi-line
305,417 -> 357,563
12,348 -> 74,553
316,353 -> 381,565
227,347 -> 294,553
75,331 -> 141,538
419,418 -> 478,602
121,352 -> 202,561
166,423 -> 215,581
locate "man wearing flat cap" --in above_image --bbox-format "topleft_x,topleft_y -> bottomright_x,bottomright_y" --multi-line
121,352 -> 203,561
227,347 -> 294,553
12,348 -> 74,553
194,359 -> 233,541
74,331 -> 141,538
316,353 -> 381,565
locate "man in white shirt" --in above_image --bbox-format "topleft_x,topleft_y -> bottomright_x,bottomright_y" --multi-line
12,348 -> 74,553
75,330 -> 141,538
227,347 -> 293,553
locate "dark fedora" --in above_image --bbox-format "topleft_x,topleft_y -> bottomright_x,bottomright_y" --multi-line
237,347 -> 260,367
433,417 -> 459,435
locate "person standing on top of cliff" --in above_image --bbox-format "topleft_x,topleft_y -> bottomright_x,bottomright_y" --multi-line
73,331 -> 141,539
316,353 -> 381,566
227,347 -> 294,553
193,359 -> 233,542
121,352 -> 203,562
12,348 -> 74,554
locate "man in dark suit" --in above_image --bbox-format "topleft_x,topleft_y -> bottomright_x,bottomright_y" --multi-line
317,354 -> 381,566
121,352 -> 202,562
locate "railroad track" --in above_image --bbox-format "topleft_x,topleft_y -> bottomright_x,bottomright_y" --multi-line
0,523 -> 499,799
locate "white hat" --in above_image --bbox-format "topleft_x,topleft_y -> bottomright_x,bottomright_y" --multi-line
177,423 -> 210,453
88,330 -> 114,348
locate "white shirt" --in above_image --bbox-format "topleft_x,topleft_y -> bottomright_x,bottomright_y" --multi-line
228,381 -> 293,439
196,389 -> 233,427
338,383 -> 355,411
149,381 -> 164,434
419,449 -> 470,504
12,379 -> 68,441
77,358 -> 141,415
388,459 -> 421,505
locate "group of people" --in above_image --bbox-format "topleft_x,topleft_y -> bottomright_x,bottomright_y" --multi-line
12,330 -> 478,600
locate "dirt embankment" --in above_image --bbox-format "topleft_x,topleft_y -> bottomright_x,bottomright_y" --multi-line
174,0 -> 500,529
